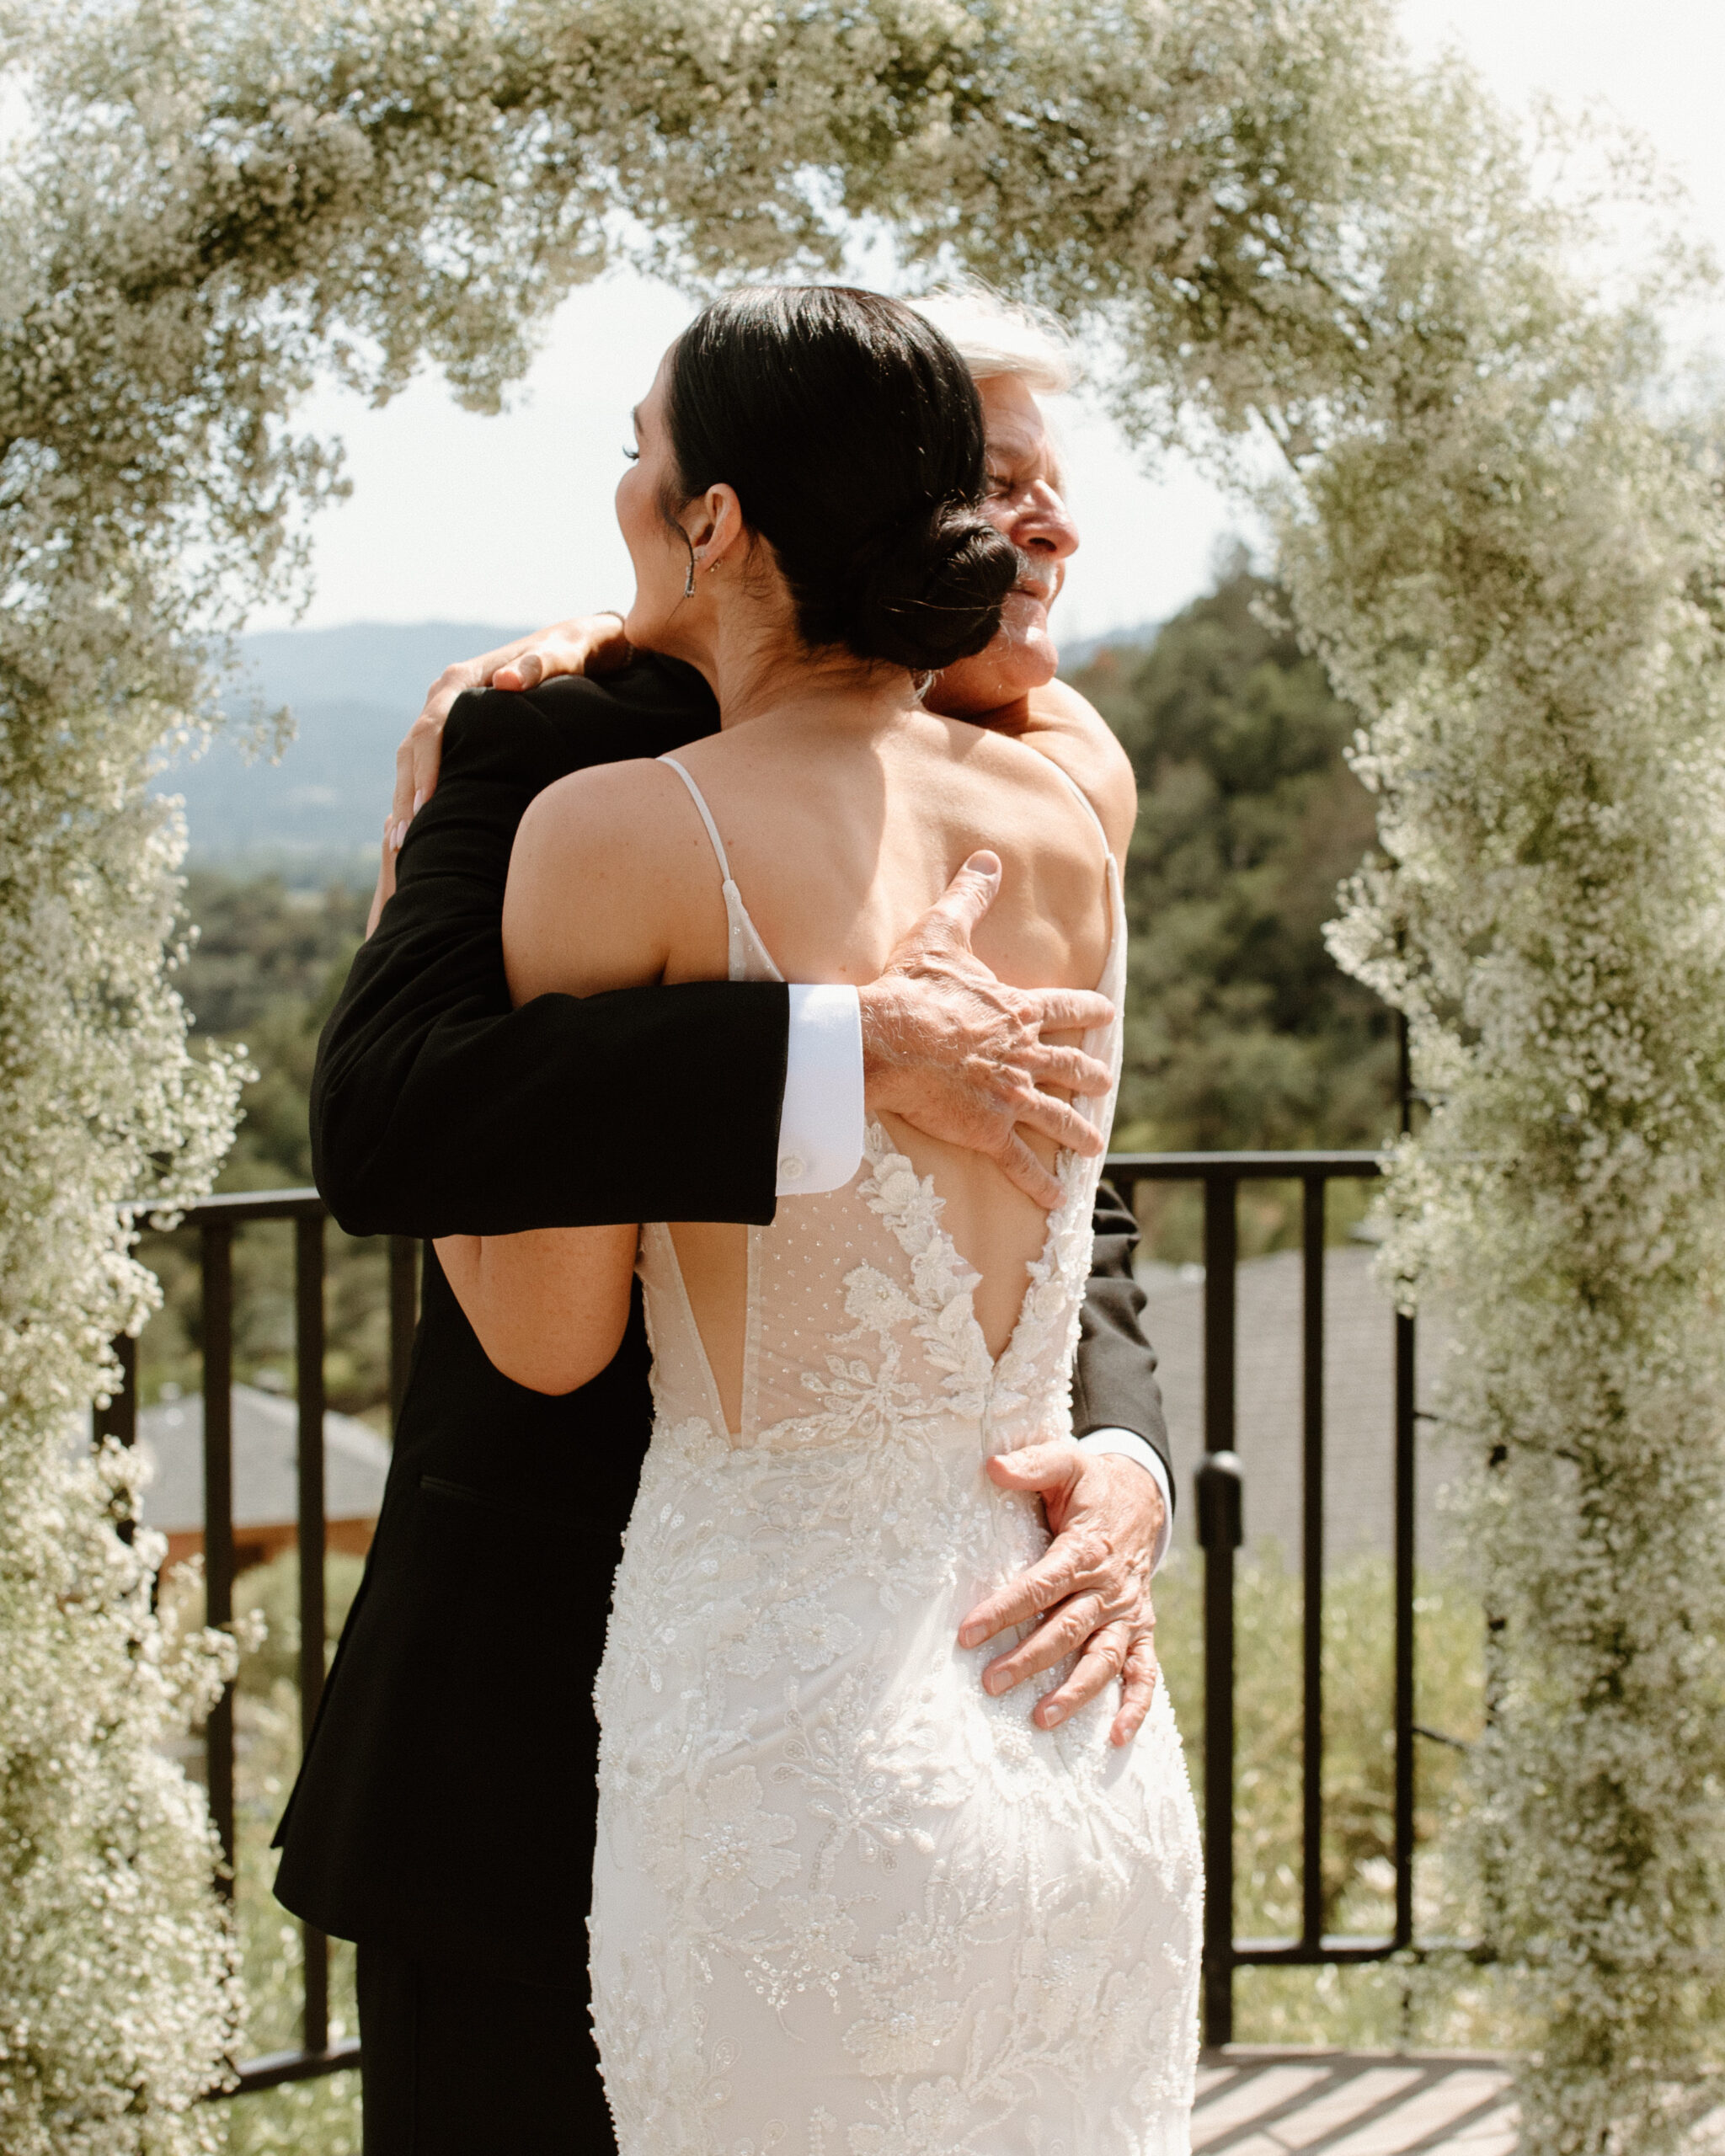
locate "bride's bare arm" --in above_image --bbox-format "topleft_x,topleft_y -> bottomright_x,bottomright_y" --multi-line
433,1223 -> 638,1395
503,760 -> 694,1000
435,761 -> 688,1393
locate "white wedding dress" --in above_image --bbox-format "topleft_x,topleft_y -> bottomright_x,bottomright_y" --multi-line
590,757 -> 1203,2154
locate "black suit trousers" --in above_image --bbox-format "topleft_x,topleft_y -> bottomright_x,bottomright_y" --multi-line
358,1940 -> 614,2155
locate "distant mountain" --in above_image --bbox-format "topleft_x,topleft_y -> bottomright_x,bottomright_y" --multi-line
162,615 -> 1160,879
1056,620 -> 1160,671
157,622 -> 526,879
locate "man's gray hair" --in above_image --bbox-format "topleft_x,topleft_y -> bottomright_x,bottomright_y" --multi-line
907,286 -> 1078,398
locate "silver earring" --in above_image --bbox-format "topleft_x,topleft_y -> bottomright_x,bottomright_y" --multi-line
682,537 -> 697,599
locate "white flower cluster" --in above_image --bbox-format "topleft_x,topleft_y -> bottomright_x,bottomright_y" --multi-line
2,0 -> 1717,2143
1274,136 -> 1725,2156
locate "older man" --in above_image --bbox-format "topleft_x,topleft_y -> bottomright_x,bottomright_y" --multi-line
276,294 -> 1172,2156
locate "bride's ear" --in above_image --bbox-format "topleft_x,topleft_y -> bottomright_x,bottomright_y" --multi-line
685,483 -> 746,576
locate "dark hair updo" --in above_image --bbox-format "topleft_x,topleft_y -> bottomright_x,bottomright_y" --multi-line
663,286 -> 1020,673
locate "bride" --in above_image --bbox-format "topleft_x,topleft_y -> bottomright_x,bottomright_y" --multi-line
435,286 -> 1202,2153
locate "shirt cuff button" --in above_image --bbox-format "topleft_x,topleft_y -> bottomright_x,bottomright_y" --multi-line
778,1153 -> 807,1184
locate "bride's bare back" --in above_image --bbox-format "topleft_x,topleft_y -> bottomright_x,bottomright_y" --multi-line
499,699 -> 1125,1427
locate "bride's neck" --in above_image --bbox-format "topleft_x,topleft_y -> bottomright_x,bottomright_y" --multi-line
697,602 -> 914,738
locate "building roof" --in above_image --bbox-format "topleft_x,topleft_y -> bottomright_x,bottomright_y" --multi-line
134,1385 -> 391,1534
1139,1245 -> 1461,1569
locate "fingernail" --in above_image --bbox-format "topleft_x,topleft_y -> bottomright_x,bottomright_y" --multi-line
985,1669 -> 1007,1695
1042,1702 -> 1065,1726
412,790 -> 425,816
388,822 -> 403,851
959,1625 -> 980,1648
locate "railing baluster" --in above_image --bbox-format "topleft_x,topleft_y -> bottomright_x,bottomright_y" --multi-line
200,1221 -> 236,1890
1300,1174 -> 1327,1953
1203,1176 -> 1237,1461
1393,1307 -> 1417,1950
1199,1171 -> 1241,2047
1198,1446 -> 1244,2048
294,1214 -> 330,2057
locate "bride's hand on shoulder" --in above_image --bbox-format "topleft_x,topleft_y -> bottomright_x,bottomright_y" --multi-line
384,611 -> 633,846
365,813 -> 402,940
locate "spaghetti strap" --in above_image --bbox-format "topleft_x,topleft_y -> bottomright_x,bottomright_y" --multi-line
1049,760 -> 1113,859
660,755 -> 736,885
656,755 -> 785,986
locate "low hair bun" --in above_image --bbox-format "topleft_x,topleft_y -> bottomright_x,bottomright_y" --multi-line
665,286 -> 1023,673
842,501 -> 1021,673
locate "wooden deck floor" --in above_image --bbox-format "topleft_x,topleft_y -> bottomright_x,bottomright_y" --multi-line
1193,2050 -> 1725,2152
1193,2052 -> 1519,2154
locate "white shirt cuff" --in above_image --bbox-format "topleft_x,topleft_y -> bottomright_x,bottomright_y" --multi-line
776,985 -> 864,1197
1076,1429 -> 1174,1572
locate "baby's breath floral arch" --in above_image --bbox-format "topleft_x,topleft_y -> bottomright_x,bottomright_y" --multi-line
3,1 -> 1722,2148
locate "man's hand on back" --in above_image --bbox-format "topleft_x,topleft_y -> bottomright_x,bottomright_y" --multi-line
860,852 -> 1113,1209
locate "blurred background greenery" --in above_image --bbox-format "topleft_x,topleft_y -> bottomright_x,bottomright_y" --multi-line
136,878 -> 384,1420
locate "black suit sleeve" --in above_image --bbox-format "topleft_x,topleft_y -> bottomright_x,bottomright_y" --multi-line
1071,1182 -> 1174,1504
310,668 -> 790,1239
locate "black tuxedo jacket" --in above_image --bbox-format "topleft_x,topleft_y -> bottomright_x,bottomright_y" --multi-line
273,654 -> 1170,1988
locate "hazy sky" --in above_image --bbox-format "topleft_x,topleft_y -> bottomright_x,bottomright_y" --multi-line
254,0 -> 1725,643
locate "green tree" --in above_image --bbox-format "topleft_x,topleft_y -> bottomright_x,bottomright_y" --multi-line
174,874 -> 366,1192
175,874 -> 367,1048
136,877 -> 393,1416
1075,560 -> 1397,1153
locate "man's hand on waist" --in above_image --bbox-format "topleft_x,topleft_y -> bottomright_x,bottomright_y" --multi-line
957,1441 -> 1165,1750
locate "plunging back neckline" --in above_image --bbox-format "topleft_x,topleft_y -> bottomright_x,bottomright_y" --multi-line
652,751 -> 1126,1433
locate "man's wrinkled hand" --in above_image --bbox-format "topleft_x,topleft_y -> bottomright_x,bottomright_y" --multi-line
385,612 -> 632,841
958,1443 -> 1162,1748
858,852 -> 1114,1209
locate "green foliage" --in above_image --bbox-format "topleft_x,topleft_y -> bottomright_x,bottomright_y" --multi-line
134,877 -> 391,1417
161,1551 -> 367,2153
1155,1551 -> 1511,2050
177,875 -> 367,1049
1074,560 -> 1397,1155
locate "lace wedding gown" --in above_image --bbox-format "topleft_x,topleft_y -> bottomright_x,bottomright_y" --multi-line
590,758 -> 1203,2154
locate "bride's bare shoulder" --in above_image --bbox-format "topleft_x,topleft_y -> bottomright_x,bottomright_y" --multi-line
1017,678 -> 1137,860
503,757 -> 713,1003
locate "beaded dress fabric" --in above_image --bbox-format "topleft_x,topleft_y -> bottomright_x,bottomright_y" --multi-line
590,756 -> 1203,2154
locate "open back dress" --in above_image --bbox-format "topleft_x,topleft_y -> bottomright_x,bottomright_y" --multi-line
590,755 -> 1203,2155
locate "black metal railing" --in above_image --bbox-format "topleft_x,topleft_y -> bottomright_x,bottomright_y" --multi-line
95,1150 -> 1428,2082
1106,1151 -> 1423,2046
93,1188 -> 419,2095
